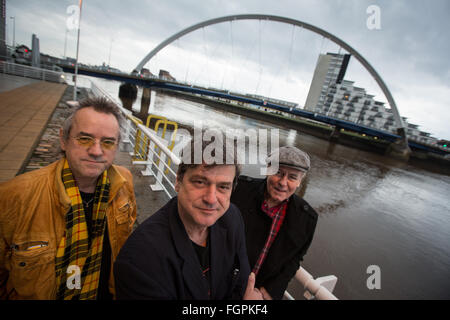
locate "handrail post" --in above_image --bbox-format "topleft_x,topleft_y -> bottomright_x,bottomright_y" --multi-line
140,134 -> 155,177
150,151 -> 166,191
122,118 -> 132,144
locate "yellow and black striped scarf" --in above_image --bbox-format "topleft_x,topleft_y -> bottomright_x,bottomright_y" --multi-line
55,158 -> 110,300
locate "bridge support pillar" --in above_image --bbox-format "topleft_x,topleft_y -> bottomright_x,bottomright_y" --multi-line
329,126 -> 341,142
118,83 -> 137,112
139,87 -> 151,121
386,128 -> 411,161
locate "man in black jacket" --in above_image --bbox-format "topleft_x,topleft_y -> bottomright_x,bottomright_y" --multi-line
231,146 -> 318,300
114,137 -> 262,300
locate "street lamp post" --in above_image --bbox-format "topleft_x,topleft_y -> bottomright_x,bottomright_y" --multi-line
73,0 -> 83,101
10,16 -> 15,48
107,38 -> 113,67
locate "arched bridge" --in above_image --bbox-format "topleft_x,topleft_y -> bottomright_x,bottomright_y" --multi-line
134,14 -> 406,138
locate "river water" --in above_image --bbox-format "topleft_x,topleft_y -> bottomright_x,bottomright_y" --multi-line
93,78 -> 450,299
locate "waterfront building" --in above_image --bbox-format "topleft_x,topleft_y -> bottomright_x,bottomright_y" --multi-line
304,52 -> 351,114
326,79 -> 437,145
159,69 -> 176,81
141,67 -> 155,78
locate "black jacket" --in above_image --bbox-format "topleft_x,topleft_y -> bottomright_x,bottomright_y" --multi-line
231,176 -> 318,300
114,197 -> 250,300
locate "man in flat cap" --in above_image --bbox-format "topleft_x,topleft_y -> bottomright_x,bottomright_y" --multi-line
231,146 -> 318,300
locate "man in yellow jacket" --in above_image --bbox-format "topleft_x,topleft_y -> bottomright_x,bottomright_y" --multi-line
0,97 -> 136,300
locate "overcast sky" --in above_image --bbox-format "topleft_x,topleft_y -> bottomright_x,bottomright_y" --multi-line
6,0 -> 450,140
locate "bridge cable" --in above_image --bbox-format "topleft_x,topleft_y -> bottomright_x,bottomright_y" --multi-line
193,25 -> 228,88
220,21 -> 233,90
229,22 -> 260,94
203,27 -> 210,87
183,37 -> 193,83
267,24 -> 297,98
319,36 -> 326,55
192,27 -> 210,87
254,19 -> 263,95
285,24 -> 296,82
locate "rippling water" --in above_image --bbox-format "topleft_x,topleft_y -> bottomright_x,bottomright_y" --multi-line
96,79 -> 450,299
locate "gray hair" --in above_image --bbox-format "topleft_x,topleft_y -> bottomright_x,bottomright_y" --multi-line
61,97 -> 124,142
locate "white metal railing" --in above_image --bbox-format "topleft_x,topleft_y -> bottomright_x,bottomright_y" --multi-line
88,78 -> 338,300
131,124 -> 180,194
0,61 -> 66,83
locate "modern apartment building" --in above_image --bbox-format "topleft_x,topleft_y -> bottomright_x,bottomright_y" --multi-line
304,52 -> 437,146
304,52 -> 351,114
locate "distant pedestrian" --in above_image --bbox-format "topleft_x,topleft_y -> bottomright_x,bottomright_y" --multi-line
114,136 -> 263,300
231,146 -> 318,300
0,97 -> 136,300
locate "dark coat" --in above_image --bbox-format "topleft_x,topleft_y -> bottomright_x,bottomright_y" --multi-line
113,197 -> 250,300
231,176 -> 318,300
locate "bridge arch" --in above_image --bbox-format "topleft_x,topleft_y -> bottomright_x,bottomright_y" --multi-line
135,14 -> 406,135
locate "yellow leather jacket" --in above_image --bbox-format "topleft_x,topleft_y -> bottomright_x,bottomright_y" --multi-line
0,158 -> 136,299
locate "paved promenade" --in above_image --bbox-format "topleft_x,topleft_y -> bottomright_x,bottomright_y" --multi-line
0,81 -> 67,182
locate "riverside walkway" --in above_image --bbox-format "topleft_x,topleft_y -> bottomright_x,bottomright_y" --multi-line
0,81 -> 67,182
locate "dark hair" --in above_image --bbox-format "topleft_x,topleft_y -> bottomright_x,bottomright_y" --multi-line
177,131 -> 241,189
62,96 -> 124,142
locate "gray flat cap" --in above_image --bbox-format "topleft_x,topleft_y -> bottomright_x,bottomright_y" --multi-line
266,146 -> 310,173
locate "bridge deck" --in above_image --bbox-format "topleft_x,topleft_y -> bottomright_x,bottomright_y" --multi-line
0,81 -> 67,182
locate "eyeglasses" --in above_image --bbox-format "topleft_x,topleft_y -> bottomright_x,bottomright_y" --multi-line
71,135 -> 118,150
